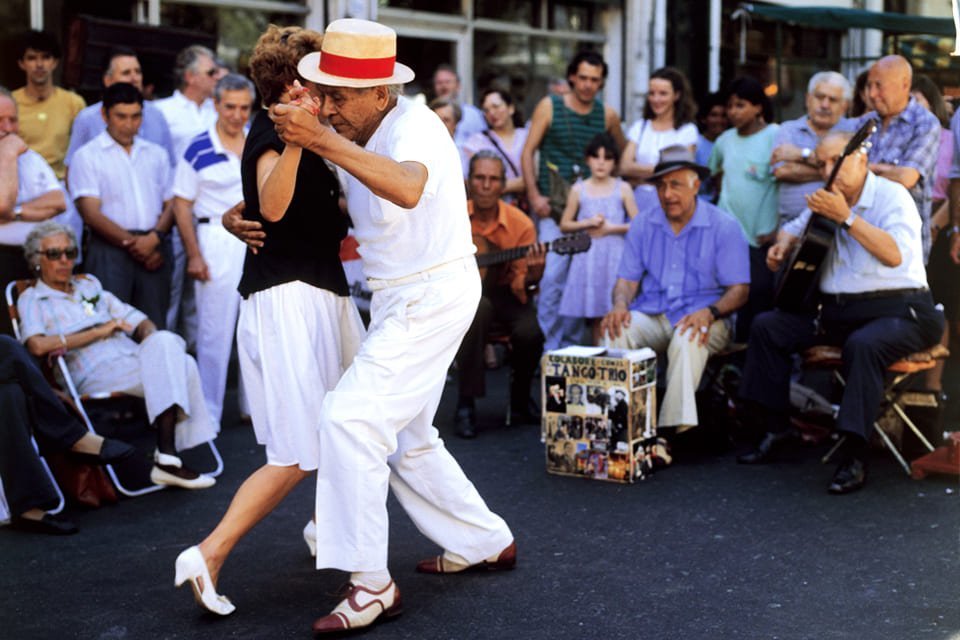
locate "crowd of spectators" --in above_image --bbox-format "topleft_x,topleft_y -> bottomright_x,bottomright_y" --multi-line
2,25 -> 957,533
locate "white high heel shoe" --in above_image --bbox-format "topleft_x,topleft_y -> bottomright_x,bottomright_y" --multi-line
174,546 -> 236,616
303,520 -> 317,557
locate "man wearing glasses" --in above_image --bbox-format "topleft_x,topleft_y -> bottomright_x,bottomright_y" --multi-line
69,83 -> 175,328
156,44 -> 219,347
0,85 -> 67,336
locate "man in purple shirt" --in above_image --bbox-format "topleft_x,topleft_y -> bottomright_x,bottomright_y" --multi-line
860,55 -> 940,260
600,146 -> 749,435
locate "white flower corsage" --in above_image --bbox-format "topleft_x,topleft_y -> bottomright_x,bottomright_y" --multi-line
80,294 -> 100,317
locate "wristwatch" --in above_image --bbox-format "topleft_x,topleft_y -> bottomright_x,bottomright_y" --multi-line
152,227 -> 169,241
12,205 -> 23,221
800,147 -> 812,162
707,304 -> 722,320
841,212 -> 857,230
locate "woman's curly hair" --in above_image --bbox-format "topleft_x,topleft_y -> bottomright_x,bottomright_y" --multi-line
248,24 -> 324,107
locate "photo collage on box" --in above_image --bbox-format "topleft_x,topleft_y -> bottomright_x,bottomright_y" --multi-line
543,352 -> 657,483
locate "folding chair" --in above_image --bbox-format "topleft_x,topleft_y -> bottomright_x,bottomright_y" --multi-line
6,279 -> 223,497
0,438 -> 66,521
803,343 -> 949,475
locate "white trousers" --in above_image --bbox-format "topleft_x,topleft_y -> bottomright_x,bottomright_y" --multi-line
609,312 -> 731,430
194,222 -> 246,425
314,260 -> 513,572
80,331 -> 219,451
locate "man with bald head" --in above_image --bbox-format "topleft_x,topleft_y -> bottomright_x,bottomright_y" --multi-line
600,145 -> 748,437
66,47 -> 175,169
738,131 -> 942,494
860,55 -> 940,260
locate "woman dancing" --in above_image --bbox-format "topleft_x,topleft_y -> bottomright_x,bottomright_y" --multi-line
173,25 -> 365,615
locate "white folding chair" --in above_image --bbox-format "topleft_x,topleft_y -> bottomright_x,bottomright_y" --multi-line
6,279 -> 223,497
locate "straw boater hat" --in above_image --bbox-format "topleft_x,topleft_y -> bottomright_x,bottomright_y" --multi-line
297,18 -> 415,88
646,145 -> 710,182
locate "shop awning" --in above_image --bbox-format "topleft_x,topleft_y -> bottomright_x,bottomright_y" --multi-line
739,3 -> 954,37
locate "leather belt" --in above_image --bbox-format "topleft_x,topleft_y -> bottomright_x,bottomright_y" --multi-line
822,287 -> 928,304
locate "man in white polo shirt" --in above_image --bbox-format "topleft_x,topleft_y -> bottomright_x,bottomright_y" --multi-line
270,18 -> 515,636
69,83 -> 174,328
171,74 -> 252,426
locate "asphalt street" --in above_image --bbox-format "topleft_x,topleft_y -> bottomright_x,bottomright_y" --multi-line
2,368 -> 958,640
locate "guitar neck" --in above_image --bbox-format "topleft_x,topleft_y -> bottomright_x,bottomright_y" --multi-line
475,240 -> 552,268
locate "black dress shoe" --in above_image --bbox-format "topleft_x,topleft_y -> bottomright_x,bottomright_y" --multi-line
71,437 -> 136,465
828,457 -> 867,494
10,514 -> 79,535
455,407 -> 476,439
737,430 -> 794,464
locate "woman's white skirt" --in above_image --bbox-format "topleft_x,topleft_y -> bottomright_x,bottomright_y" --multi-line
237,280 -> 365,470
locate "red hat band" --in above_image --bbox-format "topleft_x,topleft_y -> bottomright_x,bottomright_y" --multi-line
319,51 -> 396,80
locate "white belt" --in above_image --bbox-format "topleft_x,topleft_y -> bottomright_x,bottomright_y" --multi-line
367,255 -> 475,291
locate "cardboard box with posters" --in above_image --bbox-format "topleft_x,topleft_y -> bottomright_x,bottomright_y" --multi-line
541,346 -> 657,483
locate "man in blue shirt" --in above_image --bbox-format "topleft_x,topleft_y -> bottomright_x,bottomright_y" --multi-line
738,132 -> 943,494
860,55 -> 940,261
600,145 -> 749,435
66,47 -> 175,169
771,71 -> 855,226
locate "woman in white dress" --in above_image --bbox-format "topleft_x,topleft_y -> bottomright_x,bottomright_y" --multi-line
619,67 -> 698,195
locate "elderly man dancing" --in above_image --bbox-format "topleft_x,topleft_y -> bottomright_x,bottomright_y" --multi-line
270,19 -> 514,636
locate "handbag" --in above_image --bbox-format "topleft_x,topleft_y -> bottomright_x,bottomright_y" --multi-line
47,451 -> 118,508
546,161 -> 572,223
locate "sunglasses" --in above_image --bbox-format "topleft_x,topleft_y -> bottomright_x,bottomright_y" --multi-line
38,247 -> 78,261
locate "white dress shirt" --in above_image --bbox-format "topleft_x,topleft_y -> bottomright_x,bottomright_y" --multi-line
68,132 -> 172,231
155,90 -> 217,159
0,149 -> 64,246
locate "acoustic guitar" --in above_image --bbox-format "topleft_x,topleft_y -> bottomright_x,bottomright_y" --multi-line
474,231 -> 592,282
773,118 -> 877,312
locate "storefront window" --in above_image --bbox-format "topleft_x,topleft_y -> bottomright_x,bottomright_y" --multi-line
473,31 -> 599,119
474,1 -> 535,25
549,1 -> 599,33
380,0 -> 462,15
160,4 -> 304,77
0,0 -> 31,89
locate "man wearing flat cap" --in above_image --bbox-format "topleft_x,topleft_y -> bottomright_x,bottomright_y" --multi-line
268,18 -> 514,635
600,145 -> 749,437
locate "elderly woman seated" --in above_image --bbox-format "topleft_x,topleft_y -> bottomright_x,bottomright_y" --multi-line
16,222 -> 218,489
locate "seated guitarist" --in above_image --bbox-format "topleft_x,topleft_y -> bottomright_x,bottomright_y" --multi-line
454,150 -> 545,438
738,132 -> 943,494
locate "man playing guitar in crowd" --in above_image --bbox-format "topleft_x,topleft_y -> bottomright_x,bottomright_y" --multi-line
454,150 -> 546,438
737,130 -> 943,494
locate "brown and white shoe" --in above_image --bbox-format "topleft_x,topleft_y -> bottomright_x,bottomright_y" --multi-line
415,541 -> 517,574
311,581 -> 402,636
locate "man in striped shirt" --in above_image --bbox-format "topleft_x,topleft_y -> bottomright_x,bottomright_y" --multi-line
171,74 -> 253,426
